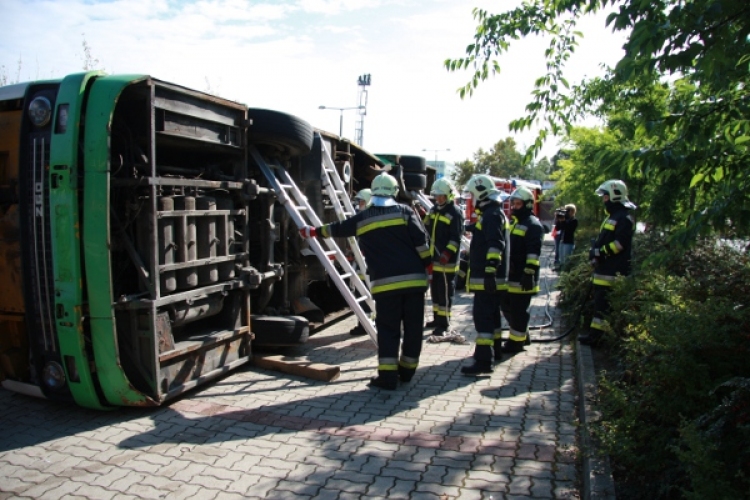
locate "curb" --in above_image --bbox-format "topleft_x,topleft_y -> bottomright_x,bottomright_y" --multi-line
576,342 -> 617,499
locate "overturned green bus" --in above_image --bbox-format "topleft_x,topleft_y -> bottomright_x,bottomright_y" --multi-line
0,72 -> 387,409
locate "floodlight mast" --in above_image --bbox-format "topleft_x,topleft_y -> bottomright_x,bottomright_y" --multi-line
355,74 -> 371,147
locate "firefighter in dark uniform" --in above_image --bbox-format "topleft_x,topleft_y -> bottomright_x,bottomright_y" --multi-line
299,173 -> 431,389
498,186 -> 544,354
461,174 -> 508,375
578,179 -> 636,346
423,178 -> 464,339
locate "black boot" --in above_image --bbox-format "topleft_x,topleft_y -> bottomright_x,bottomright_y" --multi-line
578,331 -> 603,346
493,342 -> 503,363
424,319 -> 438,329
398,365 -> 416,383
461,361 -> 493,375
430,326 -> 447,337
500,339 -> 526,353
349,324 -> 367,336
368,371 -> 398,390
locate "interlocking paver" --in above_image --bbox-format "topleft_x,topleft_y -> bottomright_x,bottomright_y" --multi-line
0,237 -> 583,499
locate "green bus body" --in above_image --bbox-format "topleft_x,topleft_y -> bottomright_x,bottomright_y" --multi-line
0,71 -> 389,409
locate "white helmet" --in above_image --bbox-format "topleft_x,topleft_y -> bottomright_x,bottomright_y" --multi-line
464,174 -> 496,202
353,188 -> 372,205
596,179 -> 636,208
508,186 -> 535,209
371,172 -> 399,198
430,178 -> 455,201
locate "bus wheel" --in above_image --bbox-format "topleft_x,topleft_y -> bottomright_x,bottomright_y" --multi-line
251,315 -> 310,346
247,109 -> 314,157
403,172 -> 427,190
399,155 -> 427,173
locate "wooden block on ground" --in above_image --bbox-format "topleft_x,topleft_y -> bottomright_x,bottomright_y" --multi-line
253,355 -> 340,382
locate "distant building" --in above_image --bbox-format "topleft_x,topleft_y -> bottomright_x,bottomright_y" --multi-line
426,160 -> 453,180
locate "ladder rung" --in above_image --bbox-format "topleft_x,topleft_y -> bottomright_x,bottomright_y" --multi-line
340,272 -> 351,279
280,184 -> 292,190
355,296 -> 368,303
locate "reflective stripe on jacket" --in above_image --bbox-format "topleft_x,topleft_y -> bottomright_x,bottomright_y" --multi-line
320,202 -> 431,297
424,201 -> 464,274
506,214 -> 543,294
591,204 -> 634,285
466,200 -> 508,292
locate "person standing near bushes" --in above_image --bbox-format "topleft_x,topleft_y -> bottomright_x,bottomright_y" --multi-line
579,179 -> 636,346
557,203 -> 578,267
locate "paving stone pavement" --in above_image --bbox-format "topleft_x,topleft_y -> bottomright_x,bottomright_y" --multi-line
0,237 -> 581,499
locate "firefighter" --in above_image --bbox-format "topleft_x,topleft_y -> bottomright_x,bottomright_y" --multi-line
498,186 -> 544,354
299,173 -> 431,389
423,178 -> 464,339
579,179 -> 636,346
460,174 -> 508,375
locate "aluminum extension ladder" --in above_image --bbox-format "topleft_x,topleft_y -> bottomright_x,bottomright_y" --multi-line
318,137 -> 369,289
250,146 -> 377,345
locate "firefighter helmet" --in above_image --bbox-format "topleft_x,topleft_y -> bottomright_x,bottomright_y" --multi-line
509,186 -> 535,209
596,179 -> 629,203
465,174 -> 496,202
371,173 -> 399,198
430,178 -> 454,201
353,188 -> 371,205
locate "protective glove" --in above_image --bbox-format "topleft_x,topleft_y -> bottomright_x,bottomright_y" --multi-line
483,271 -> 497,294
299,226 -> 317,239
439,251 -> 451,265
520,270 -> 535,291
426,263 -> 433,275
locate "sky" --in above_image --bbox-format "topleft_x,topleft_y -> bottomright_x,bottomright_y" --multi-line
1,0 -> 628,165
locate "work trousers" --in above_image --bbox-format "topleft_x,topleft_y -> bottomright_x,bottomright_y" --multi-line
430,270 -> 455,329
590,284 -> 611,332
499,292 -> 532,345
375,291 -> 425,379
471,291 -> 501,364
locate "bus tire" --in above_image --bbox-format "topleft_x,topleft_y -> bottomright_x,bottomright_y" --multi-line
403,172 -> 427,190
251,315 -> 310,346
247,109 -> 314,157
399,155 -> 427,173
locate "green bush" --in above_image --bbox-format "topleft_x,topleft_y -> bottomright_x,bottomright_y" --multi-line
567,234 -> 750,499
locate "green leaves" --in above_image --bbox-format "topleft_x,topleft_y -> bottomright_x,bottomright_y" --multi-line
447,0 -> 750,245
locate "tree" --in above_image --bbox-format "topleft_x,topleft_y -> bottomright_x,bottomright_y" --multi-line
526,156 -> 551,181
451,159 -> 477,188
446,0 -> 750,244
476,137 -> 525,178
450,137 -> 527,188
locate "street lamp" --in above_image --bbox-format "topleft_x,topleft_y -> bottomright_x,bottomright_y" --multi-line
422,148 -> 451,165
318,105 -> 365,138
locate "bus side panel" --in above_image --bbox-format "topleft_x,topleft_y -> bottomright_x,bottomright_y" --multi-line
82,75 -> 155,407
49,72 -> 109,409
0,105 -> 28,383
